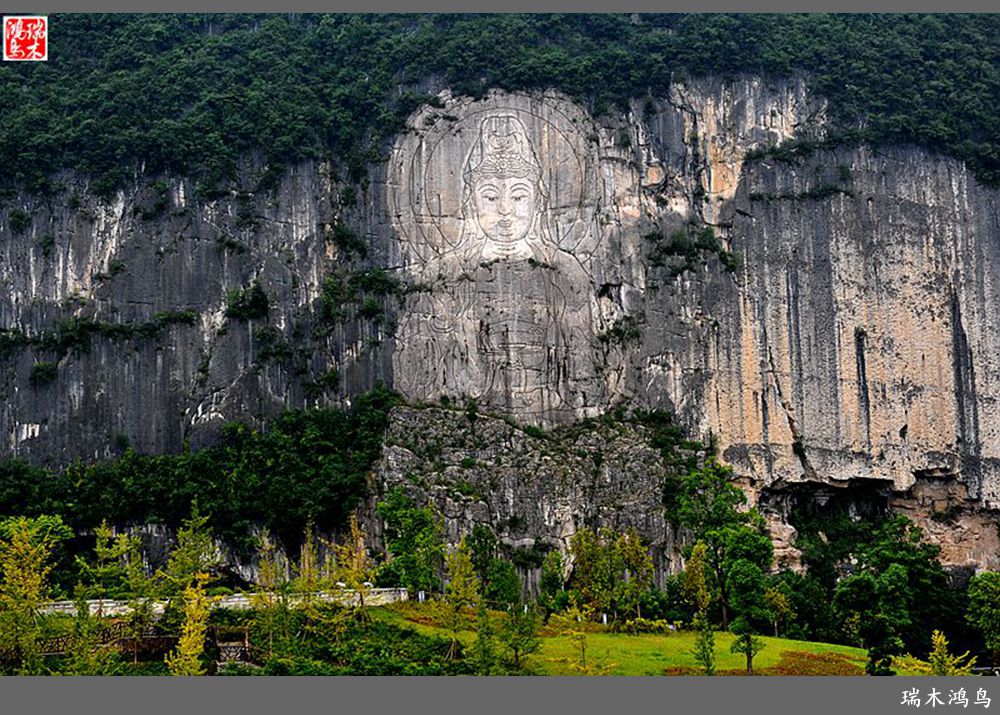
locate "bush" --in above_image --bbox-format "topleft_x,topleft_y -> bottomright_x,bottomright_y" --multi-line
30,361 -> 58,385
224,281 -> 269,321
8,209 -> 31,235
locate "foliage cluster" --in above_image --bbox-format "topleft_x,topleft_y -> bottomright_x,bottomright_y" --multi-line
0,387 -> 401,576
2,14 -> 999,198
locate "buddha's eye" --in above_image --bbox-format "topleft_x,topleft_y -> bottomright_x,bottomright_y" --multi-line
481,193 -> 498,202
512,193 -> 528,203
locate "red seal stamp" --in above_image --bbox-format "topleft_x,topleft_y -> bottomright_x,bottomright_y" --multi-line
4,16 -> 47,61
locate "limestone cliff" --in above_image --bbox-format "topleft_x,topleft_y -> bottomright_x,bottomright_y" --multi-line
2,75 -> 998,571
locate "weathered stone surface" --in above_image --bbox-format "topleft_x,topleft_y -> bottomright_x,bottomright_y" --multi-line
0,159 -> 394,463
3,76 -> 999,570
374,405 -> 687,585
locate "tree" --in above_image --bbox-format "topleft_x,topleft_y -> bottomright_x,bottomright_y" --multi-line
538,549 -> 567,614
75,520 -> 130,602
927,629 -> 976,676
468,524 -> 498,584
251,529 -> 291,658
614,528 -> 654,620
443,538 -> 480,659
684,542 -> 716,676
0,515 -> 71,674
376,489 -> 445,594
727,559 -> 770,674
76,525 -> 153,665
467,524 -> 521,607
165,572 -> 210,676
692,614 -> 716,676
568,528 -> 618,616
499,602 -> 541,672
472,604 -> 499,675
332,515 -> 375,618
63,589 -> 121,675
164,506 -> 218,595
666,458 -> 773,627
764,584 -> 794,637
834,566 -> 910,675
682,542 -> 713,616
120,530 -> 155,665
548,598 -> 612,675
568,526 -> 654,621
967,572 -> 1000,665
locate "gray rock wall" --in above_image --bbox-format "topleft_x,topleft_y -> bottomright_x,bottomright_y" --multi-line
3,76 -> 998,570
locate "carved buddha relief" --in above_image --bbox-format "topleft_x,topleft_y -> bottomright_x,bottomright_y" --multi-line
390,93 -> 605,424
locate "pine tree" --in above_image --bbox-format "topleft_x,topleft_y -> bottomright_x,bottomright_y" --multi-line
0,515 -> 70,674
164,507 -> 218,595
332,515 -> 375,619
64,588 -> 120,675
684,542 -> 716,676
75,520 -> 129,602
251,529 -> 290,658
444,538 -> 479,659
692,612 -> 716,676
500,602 -> 541,672
165,572 -> 210,676
121,531 -> 154,665
472,604 -> 499,675
928,629 -> 976,675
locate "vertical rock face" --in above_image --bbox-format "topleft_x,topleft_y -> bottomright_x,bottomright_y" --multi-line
2,76 -> 999,570
382,80 -> 1000,570
389,93 -> 606,423
374,406 -> 687,586
717,146 -> 1000,504
0,161 -> 396,463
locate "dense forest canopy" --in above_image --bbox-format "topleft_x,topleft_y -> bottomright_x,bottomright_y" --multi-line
1,13 -> 999,195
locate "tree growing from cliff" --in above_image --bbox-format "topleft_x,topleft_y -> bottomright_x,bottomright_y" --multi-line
967,572 -> 1000,665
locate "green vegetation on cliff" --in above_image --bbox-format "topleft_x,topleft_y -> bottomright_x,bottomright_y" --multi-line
0,387 -> 401,558
1,14 -> 998,196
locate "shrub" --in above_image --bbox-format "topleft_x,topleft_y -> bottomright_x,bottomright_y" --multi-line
8,209 -> 30,235
30,361 -> 57,385
224,281 -> 269,321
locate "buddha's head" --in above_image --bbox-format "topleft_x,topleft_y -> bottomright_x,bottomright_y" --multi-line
462,115 -> 547,258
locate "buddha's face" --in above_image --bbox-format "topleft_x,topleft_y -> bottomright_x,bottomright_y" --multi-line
473,178 -> 537,246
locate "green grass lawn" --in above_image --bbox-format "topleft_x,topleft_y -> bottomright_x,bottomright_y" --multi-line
374,602 -> 878,676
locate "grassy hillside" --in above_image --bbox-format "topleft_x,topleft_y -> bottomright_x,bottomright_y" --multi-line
375,602 -> 884,676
